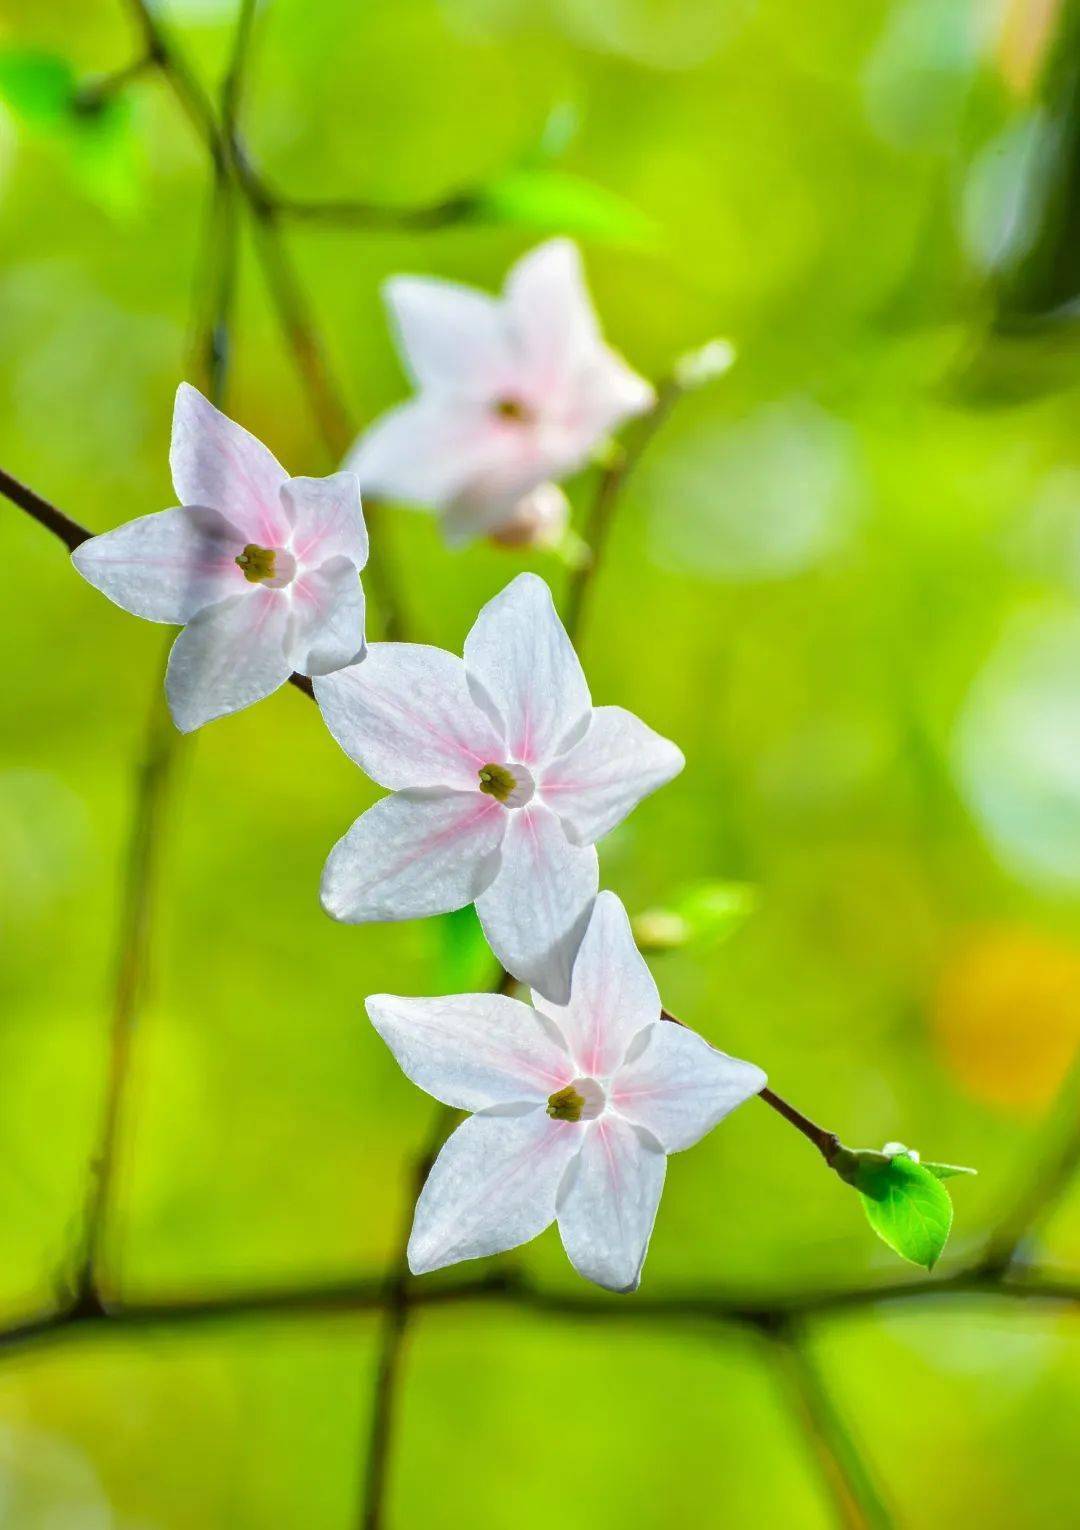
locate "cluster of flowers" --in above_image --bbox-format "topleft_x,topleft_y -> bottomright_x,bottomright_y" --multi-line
71,240 -> 765,1292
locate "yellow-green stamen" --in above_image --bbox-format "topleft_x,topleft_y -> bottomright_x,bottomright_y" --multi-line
547,1085 -> 585,1123
478,763 -> 517,803
494,397 -> 531,423
236,544 -> 277,583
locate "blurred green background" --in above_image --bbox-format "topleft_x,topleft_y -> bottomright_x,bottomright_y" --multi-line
3,0 -> 1080,1524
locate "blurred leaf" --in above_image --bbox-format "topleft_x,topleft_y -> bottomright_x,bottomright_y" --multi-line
634,881 -> 758,953
853,1153 -> 953,1270
0,50 -> 75,128
0,48 -> 142,218
432,905 -> 496,993
535,101 -> 580,162
476,167 -> 657,249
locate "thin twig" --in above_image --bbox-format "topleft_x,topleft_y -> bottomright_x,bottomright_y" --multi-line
562,376 -> 683,640
74,679 -> 177,1300
359,968 -> 511,1529
0,1263 -> 1075,1363
769,1323 -> 895,1530
979,1047 -> 1080,1273
0,466 -> 90,552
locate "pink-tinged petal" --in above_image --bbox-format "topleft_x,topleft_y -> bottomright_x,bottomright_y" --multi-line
314,644 -> 505,791
475,802 -> 598,1004
556,1114 -> 666,1293
164,587 -> 292,732
286,556 -> 366,677
408,1109 -> 580,1276
504,239 -> 600,390
534,891 -> 659,1077
568,346 -> 656,441
441,482 -> 569,550
385,275 -> 513,398
283,472 -> 367,570
367,992 -> 572,1112
170,382 -> 290,546
541,705 -> 684,847
71,505 -> 246,624
611,1024 -> 766,1154
346,396 -> 543,513
320,789 -> 505,923
463,573 -> 591,767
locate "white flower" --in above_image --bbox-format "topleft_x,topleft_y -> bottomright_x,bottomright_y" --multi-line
315,572 -> 683,1001
72,383 -> 368,731
368,892 -> 766,1292
345,238 -> 654,545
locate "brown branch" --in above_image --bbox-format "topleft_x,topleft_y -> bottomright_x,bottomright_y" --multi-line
0,466 -> 91,552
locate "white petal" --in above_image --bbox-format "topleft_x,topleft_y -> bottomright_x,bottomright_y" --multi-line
314,644 -> 505,791
71,506 -> 245,624
170,382 -> 291,546
385,275 -> 513,398
556,1115 -> 666,1292
569,346 -> 656,441
164,588 -> 292,732
283,472 -> 368,570
320,789 -> 505,923
408,1109 -> 579,1276
541,705 -> 684,846
367,992 -> 572,1111
286,556 -> 366,677
534,890 -> 659,1077
463,573 -> 591,767
475,803 -> 598,1004
346,395 -> 541,514
611,1023 -> 766,1153
504,238 -> 600,388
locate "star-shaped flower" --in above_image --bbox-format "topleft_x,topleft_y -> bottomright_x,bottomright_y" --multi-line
368,892 -> 766,1291
72,383 -> 368,731
315,572 -> 683,1001
345,238 -> 654,545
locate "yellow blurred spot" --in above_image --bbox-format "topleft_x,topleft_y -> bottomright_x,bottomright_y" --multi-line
933,925 -> 1080,1112
995,0 -> 1063,99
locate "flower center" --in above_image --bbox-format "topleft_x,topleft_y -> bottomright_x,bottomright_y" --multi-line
477,761 -> 534,808
235,544 -> 296,588
547,1077 -> 605,1123
493,396 -> 534,425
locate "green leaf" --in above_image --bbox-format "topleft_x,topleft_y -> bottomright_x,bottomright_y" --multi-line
921,1160 -> 978,1181
475,167 -> 658,249
854,1154 -> 953,1270
0,50 -> 76,128
633,880 -> 758,953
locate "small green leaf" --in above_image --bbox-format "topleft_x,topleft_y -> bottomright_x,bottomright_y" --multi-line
0,51 -> 76,128
855,1154 -> 953,1270
475,167 -> 657,249
634,880 -> 758,953
921,1160 -> 978,1181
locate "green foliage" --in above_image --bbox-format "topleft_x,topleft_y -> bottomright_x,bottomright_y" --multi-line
0,51 -> 75,127
431,905 -> 497,993
634,881 -> 758,953
0,49 -> 141,217
475,167 -> 656,249
843,1151 -> 955,1271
